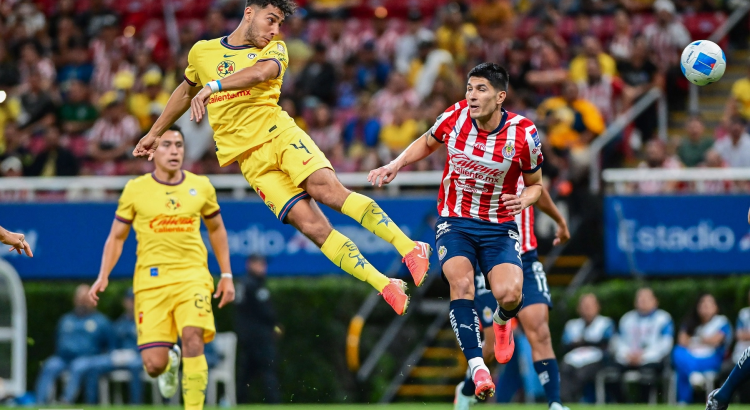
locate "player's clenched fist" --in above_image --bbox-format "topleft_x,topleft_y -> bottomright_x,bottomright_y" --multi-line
133,133 -> 161,161
368,163 -> 399,187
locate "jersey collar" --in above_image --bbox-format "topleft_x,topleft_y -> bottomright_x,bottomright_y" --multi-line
471,108 -> 508,135
151,170 -> 185,186
220,36 -> 257,50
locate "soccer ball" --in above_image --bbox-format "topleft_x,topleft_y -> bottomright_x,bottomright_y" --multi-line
680,40 -> 726,86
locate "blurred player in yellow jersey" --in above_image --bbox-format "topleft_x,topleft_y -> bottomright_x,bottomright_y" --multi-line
133,0 -> 431,315
89,126 -> 235,410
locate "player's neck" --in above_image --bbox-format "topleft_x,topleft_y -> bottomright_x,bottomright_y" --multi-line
226,28 -> 255,48
474,108 -> 504,132
153,168 -> 183,185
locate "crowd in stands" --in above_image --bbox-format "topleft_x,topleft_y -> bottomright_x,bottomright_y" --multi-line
502,287 -> 750,404
0,0 -> 747,192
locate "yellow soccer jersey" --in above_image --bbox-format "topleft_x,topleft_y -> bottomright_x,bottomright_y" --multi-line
184,37 -> 297,166
115,171 -> 221,292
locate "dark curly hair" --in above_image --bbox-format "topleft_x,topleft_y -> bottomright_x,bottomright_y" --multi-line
245,0 -> 297,18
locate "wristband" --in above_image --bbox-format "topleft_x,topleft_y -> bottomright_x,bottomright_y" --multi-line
220,273 -> 233,279
207,81 -> 222,93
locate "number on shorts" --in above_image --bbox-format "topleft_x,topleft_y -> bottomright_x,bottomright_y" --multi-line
532,261 -> 549,293
514,239 -> 522,261
194,293 -> 212,313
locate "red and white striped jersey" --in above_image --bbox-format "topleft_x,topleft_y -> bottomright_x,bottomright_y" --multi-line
514,176 -> 538,254
431,100 -> 543,224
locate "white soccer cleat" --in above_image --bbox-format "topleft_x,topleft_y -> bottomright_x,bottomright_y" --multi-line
550,402 -> 570,410
454,381 -> 477,410
158,344 -> 181,398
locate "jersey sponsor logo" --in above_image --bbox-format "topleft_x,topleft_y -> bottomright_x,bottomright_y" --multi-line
532,147 -> 540,155
149,214 -> 197,233
436,221 -> 451,238
216,60 -> 236,77
166,190 -> 177,195
266,201 -> 276,213
247,53 -> 257,59
150,267 -> 159,277
502,141 -> 516,160
165,197 -> 181,211
450,152 -> 503,183
455,179 -> 488,194
223,54 -> 237,58
438,245 -> 447,260
302,157 -> 313,165
474,142 -> 487,151
208,89 -> 252,104
531,130 -> 541,147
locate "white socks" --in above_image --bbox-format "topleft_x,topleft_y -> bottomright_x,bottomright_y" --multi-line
468,357 -> 489,379
493,309 -> 507,325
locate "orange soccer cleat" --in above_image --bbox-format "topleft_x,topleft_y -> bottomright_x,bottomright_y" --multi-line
493,320 -> 515,364
473,368 -> 495,400
380,278 -> 409,315
403,241 -> 432,287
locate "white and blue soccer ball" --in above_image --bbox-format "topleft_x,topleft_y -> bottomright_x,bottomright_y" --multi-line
680,40 -> 726,86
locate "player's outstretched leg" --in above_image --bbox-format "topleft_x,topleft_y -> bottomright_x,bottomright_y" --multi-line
708,347 -> 750,410
181,327 -> 208,410
444,257 -> 494,400
286,197 -> 409,314
519,304 -> 566,410
487,264 -> 524,364
302,169 -> 431,287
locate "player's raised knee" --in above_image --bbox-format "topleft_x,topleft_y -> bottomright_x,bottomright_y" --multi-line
143,355 -> 169,377
493,280 -> 522,306
448,272 -> 475,299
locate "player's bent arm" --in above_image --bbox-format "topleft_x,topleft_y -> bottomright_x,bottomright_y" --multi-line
98,219 -> 131,280
203,214 -> 231,275
147,81 -> 199,137
392,131 -> 442,170
519,169 -> 543,208
207,61 -> 279,93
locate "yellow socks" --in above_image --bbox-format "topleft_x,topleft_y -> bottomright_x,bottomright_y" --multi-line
182,355 -> 208,410
341,192 -> 416,257
321,229 -> 390,292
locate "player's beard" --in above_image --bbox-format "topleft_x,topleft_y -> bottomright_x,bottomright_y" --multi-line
244,18 -> 262,48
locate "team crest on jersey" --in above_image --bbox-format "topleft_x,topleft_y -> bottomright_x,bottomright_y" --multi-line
216,60 -> 236,77
165,197 -> 181,211
502,141 -> 515,160
483,306 -> 493,324
247,53 -> 257,60
438,245 -> 447,260
266,201 -> 276,213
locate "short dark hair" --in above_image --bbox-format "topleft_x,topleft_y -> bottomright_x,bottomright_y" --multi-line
467,63 -> 509,92
167,124 -> 186,147
245,0 -> 297,18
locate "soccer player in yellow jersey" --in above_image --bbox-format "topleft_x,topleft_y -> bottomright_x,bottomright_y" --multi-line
88,126 -> 235,410
132,0 -> 430,315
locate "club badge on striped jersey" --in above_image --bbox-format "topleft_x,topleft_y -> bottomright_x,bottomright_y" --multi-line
502,141 -> 515,160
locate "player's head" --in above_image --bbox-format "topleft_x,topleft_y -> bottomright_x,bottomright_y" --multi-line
466,63 -> 509,120
74,284 -> 95,311
635,287 -> 658,314
242,0 -> 297,48
153,125 -> 185,173
577,293 -> 600,323
696,293 -> 718,323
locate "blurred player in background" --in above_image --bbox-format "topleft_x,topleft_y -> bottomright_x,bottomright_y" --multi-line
705,206 -> 750,410
369,63 -> 544,400
133,0 -> 430,316
89,126 -> 235,410
0,226 -> 33,257
455,184 -> 570,410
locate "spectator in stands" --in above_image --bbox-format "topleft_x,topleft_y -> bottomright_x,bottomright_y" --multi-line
82,288 -> 144,404
35,284 -> 115,404
614,288 -> 674,403
578,57 -> 626,124
57,39 -> 95,87
379,103 -> 421,161
344,96 -> 380,151
6,1 -> 46,39
538,80 -> 605,152
355,40 -> 390,93
621,0 -> 658,12
505,40 -> 532,95
395,10 -> 432,74
0,156 -> 24,177
531,17 -> 568,59
567,13 -> 594,57
1,124 -> 33,170
78,0 -> 120,39
18,71 -> 57,130
435,2 -> 479,65
0,96 -> 22,154
87,94 -> 139,166
59,80 -> 98,135
672,293 -> 732,404
369,13 -> 401,63
636,139 -> 682,194
714,116 -> 750,168
0,43 -> 20,89
609,9 -> 634,62
525,44 -> 568,101
322,11 -> 360,67
569,36 -> 617,83
643,0 -> 691,106
724,61 -> 750,124
677,116 -> 713,167
618,36 -> 662,141
26,126 -> 79,177
51,16 -> 85,69
470,0 -> 514,29
129,70 -> 170,132
371,72 -> 419,126
235,255 -> 281,404
91,48 -> 136,100
295,43 -> 337,107
200,9 -> 230,41
307,103 -> 341,157
407,31 -> 457,101
559,293 -> 615,403
18,41 -> 55,91
47,0 -> 79,40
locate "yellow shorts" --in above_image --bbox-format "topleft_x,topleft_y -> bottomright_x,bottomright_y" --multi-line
134,279 -> 216,350
237,126 -> 332,222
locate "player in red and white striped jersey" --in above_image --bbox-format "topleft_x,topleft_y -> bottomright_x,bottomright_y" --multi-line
369,63 -> 543,401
